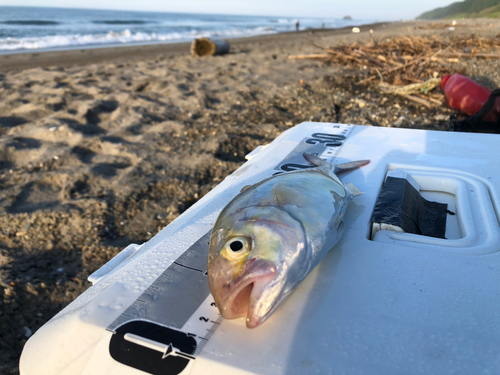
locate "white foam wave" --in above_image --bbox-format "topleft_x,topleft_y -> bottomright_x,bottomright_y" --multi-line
0,26 -> 283,52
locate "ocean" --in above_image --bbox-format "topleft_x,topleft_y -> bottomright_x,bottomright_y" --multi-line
0,6 -> 372,53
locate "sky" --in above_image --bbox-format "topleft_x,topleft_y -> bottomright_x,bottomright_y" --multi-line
0,0 -> 457,20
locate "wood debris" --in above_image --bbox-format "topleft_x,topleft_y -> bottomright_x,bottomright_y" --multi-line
289,35 -> 500,86
378,76 -> 441,95
416,23 -> 458,30
191,38 -> 230,57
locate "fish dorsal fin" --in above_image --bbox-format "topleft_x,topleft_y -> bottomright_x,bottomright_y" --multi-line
240,185 -> 252,193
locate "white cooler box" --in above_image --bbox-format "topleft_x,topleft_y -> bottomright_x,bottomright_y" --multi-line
20,123 -> 500,375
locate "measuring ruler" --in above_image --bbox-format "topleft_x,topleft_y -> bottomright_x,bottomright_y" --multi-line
105,124 -> 353,375
273,124 -> 354,174
106,231 -> 220,375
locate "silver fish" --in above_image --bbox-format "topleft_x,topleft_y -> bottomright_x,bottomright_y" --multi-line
208,153 -> 369,328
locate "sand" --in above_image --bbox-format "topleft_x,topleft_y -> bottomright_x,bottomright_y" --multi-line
1,19 -> 500,374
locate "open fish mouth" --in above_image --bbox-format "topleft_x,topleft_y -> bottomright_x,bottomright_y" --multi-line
219,258 -> 277,327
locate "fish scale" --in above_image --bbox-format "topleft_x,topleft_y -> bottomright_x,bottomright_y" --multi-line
207,150 -> 365,328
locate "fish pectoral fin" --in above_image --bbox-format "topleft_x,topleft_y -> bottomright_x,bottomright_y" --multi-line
346,182 -> 363,197
272,182 -> 307,207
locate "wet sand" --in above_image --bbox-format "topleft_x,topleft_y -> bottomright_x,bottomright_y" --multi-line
1,19 -> 500,374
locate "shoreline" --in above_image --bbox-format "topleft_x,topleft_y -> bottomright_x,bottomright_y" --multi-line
0,21 -> 390,72
1,17 -> 500,374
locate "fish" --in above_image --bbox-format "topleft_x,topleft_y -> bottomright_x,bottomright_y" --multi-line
208,153 -> 369,328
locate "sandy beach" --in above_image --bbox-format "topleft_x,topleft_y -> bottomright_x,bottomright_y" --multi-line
1,19 -> 500,374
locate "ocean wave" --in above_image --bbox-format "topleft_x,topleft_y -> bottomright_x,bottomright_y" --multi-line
0,26 -> 282,51
1,20 -> 60,26
269,19 -> 295,24
92,20 -> 149,25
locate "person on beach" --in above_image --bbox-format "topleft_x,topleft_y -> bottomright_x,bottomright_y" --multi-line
296,20 -> 300,31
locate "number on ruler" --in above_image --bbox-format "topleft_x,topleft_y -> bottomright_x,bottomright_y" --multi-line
279,163 -> 313,172
305,133 -> 346,147
199,317 -> 209,322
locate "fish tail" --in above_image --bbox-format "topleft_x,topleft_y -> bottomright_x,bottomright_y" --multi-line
302,153 -> 335,176
333,160 -> 370,174
303,152 -> 369,175
303,152 -> 330,167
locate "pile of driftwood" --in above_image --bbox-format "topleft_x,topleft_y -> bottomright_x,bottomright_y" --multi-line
291,35 -> 500,85
289,35 -> 500,108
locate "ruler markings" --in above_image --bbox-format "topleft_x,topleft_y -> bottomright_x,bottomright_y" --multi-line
106,124 -> 353,374
174,262 -> 205,273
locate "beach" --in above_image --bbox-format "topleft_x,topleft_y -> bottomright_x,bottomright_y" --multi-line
1,19 -> 500,374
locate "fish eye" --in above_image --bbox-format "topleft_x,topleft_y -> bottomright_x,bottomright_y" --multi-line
224,237 -> 250,259
229,240 -> 244,252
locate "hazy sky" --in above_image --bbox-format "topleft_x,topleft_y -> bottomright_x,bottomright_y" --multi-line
0,0 -> 456,20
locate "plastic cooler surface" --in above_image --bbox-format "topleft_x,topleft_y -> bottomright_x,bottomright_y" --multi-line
20,123 -> 500,375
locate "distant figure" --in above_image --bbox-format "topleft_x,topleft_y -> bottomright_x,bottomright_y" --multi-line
322,22 -> 325,28
296,20 -> 300,32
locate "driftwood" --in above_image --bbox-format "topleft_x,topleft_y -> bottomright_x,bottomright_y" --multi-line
289,35 -> 500,86
401,94 -> 433,109
191,38 -> 230,57
377,77 -> 443,108
289,54 -> 328,59
378,77 -> 441,95
441,52 -> 500,59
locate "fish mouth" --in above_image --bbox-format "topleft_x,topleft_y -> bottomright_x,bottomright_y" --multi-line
219,258 -> 277,328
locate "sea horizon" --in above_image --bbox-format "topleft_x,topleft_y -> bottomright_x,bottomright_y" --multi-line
0,6 -> 377,54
